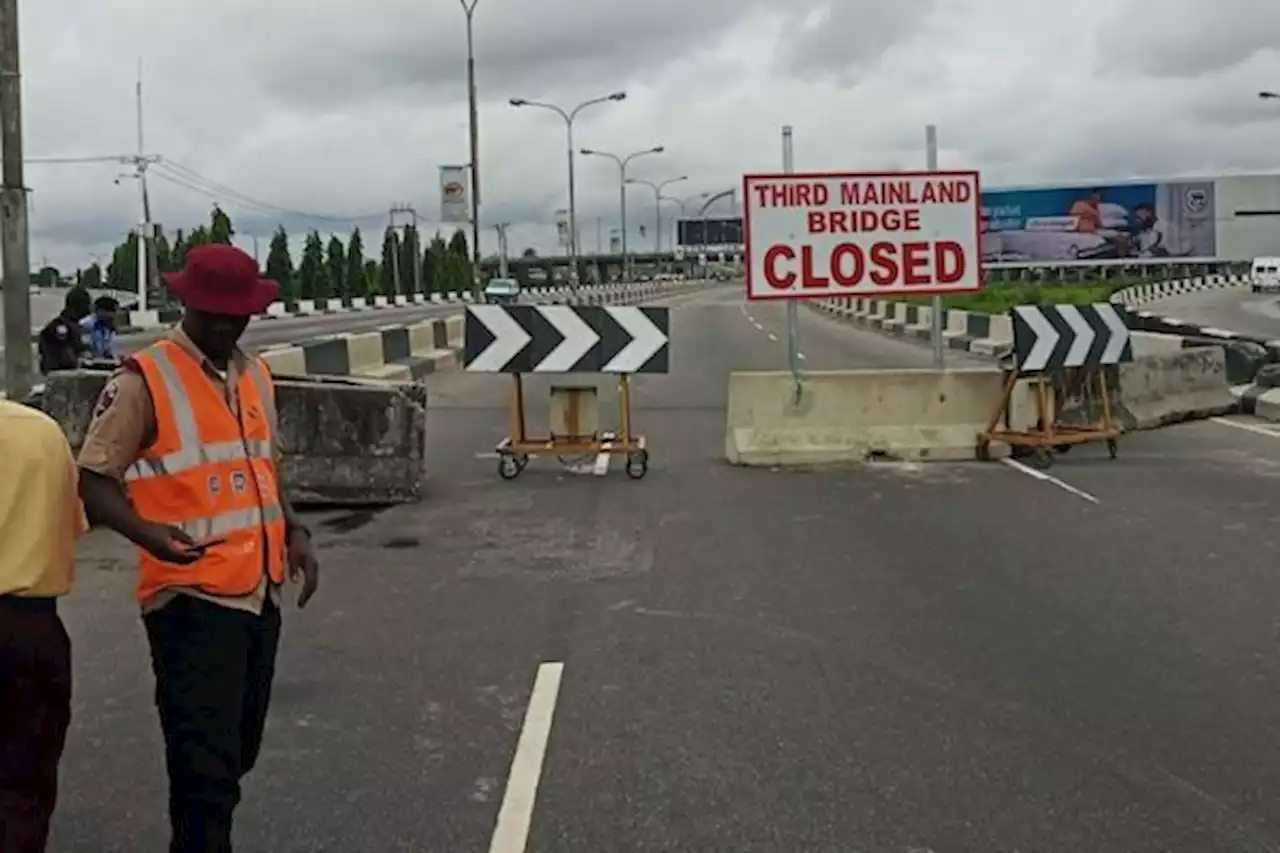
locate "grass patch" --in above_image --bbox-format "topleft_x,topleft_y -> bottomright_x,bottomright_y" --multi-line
894,278 -> 1139,315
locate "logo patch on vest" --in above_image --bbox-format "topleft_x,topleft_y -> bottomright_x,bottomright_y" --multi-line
92,380 -> 119,421
207,474 -> 221,495
231,471 -> 247,494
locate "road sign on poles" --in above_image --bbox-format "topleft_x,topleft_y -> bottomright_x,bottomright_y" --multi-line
464,305 -> 669,374
742,171 -> 983,300
1011,303 -> 1132,374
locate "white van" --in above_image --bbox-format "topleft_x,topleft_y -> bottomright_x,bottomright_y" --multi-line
1251,258 -> 1280,293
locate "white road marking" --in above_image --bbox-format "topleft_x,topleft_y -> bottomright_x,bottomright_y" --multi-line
487,662 -> 566,853
767,332 -> 778,342
1210,417 -> 1280,439
752,322 -> 764,331
1000,457 -> 1100,504
797,352 -> 807,360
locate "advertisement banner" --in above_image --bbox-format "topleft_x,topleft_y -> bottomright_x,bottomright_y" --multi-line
439,166 -> 470,223
980,181 -> 1216,263
554,209 -> 570,247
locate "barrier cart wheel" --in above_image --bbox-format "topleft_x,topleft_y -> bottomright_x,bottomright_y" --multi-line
1029,447 -> 1054,470
625,449 -> 649,480
498,453 -> 523,480
1107,438 -> 1118,460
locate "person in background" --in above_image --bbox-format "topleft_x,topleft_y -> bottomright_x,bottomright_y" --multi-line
0,399 -> 89,852
36,287 -> 92,374
80,296 -> 121,361
77,243 -> 319,852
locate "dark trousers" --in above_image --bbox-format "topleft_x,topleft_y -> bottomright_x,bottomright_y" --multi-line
144,596 -> 280,853
0,597 -> 71,853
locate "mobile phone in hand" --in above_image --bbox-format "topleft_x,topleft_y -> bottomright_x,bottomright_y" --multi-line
188,537 -> 228,554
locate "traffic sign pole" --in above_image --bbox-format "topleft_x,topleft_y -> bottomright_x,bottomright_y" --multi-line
927,124 -> 944,369
782,125 -> 802,403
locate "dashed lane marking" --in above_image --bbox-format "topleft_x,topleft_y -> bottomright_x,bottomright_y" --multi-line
1000,457 -> 1100,504
1210,417 -> 1280,439
487,662 -> 565,853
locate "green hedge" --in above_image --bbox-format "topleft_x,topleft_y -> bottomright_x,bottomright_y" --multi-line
893,278 -> 1141,315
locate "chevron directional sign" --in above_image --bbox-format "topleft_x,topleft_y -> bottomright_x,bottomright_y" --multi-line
1011,303 -> 1133,374
464,305 -> 670,373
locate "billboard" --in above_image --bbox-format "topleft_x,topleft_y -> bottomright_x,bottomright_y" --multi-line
677,217 -> 743,247
980,180 -> 1215,263
743,171 -> 983,300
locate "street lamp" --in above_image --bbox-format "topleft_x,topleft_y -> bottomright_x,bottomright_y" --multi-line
460,0 -> 482,298
581,145 -> 664,280
510,90 -> 627,287
626,176 -> 687,254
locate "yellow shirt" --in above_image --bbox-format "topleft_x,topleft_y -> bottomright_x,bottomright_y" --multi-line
0,400 -> 88,597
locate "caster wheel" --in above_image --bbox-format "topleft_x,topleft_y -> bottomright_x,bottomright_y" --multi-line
1053,444 -> 1072,454
498,454 -> 521,480
975,441 -> 991,462
1107,438 -> 1118,460
625,450 -> 649,479
1029,448 -> 1054,470
515,454 -> 530,471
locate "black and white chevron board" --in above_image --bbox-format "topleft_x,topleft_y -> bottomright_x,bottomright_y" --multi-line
464,305 -> 670,373
1011,303 -> 1133,374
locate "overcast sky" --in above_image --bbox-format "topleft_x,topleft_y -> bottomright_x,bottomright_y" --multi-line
19,0 -> 1280,272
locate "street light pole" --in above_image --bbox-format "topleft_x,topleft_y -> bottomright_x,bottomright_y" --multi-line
510,91 -> 626,288
461,0 -> 482,298
626,176 -> 687,254
581,145 -> 663,281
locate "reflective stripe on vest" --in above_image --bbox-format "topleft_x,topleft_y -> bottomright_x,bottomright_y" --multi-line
124,346 -> 276,482
180,504 -> 285,541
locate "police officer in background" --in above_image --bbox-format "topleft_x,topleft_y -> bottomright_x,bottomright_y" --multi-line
78,244 -> 319,852
36,287 -> 92,374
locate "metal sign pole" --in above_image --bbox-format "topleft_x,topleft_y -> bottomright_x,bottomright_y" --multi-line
782,125 -> 801,402
927,124 -> 944,369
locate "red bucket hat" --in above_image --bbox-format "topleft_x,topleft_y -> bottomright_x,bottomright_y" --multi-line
162,243 -> 280,316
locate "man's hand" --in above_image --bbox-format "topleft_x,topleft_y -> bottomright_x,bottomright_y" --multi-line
287,528 -> 320,608
137,522 -> 204,565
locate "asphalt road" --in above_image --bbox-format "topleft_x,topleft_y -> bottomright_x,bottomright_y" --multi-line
1145,285 -> 1280,340
53,285 -> 1280,851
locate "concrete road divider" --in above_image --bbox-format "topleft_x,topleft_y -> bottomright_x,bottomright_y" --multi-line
725,350 -> 1235,467
1109,348 -> 1235,429
42,370 -> 426,505
1056,348 -> 1236,431
725,368 -> 1029,465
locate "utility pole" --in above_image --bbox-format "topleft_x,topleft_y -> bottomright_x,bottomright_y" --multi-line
0,0 -> 32,398
134,61 -> 159,312
390,204 -> 421,296
461,0 -> 482,300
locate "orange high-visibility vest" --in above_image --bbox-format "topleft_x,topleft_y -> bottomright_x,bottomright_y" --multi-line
124,339 -> 286,604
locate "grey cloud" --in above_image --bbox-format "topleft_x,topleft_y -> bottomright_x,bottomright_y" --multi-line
227,0 -> 780,111
779,0 -> 940,79
1097,3 -> 1280,79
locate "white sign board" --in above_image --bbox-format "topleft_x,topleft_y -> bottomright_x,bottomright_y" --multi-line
439,165 -> 470,223
743,171 -> 983,300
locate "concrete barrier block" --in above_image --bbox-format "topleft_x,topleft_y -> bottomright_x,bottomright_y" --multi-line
346,331 -> 386,373
445,315 -> 464,347
261,346 -> 307,375
407,320 -> 437,354
1113,348 -> 1235,430
724,368 -> 1025,465
41,371 -> 426,505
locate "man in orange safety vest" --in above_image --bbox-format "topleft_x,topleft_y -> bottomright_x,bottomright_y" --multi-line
78,243 -> 320,852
